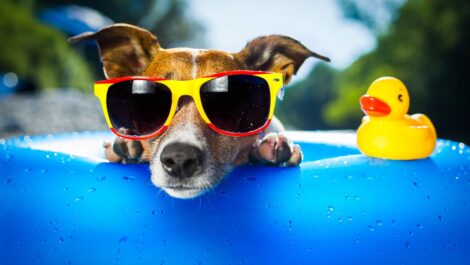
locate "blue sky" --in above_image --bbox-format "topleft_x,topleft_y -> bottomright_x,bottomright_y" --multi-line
191,0 -> 376,80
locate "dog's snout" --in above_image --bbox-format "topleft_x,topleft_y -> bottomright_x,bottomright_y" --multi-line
160,143 -> 204,178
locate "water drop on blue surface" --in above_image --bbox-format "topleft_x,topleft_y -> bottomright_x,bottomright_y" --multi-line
119,236 -> 127,243
96,176 -> 106,181
74,196 -> 84,202
376,220 -> 382,226
87,188 -> 96,193
368,225 -> 375,232
123,175 -> 136,182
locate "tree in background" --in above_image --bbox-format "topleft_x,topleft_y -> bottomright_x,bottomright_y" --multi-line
278,0 -> 470,142
0,0 -> 94,91
0,0 -> 205,91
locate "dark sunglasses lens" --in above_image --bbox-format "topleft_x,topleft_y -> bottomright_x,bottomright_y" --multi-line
200,75 -> 270,133
106,80 -> 171,136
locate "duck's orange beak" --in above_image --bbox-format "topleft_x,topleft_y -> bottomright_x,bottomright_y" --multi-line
360,95 -> 391,117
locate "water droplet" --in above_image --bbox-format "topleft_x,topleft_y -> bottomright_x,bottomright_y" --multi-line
459,143 -> 465,149
118,236 -> 127,243
405,241 -> 411,248
74,196 -> 84,202
64,187 -> 69,192
438,215 -> 443,221
152,210 -> 158,215
345,175 -> 353,180
58,237 -> 64,243
451,145 -> 457,151
4,178 -> 12,184
40,169 -> 48,174
87,188 -> 96,193
96,176 -> 106,181
376,220 -> 382,226
24,168 -> 31,173
354,196 -> 361,200
338,218 -> 343,223
288,220 -> 292,231
327,206 -> 335,212
368,225 -> 375,232
417,224 -> 423,229
347,216 -> 353,221
45,154 -> 50,159
123,175 -> 136,182
65,204 -> 70,208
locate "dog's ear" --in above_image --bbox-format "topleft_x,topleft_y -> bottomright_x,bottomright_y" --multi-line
235,35 -> 330,84
69,23 -> 159,78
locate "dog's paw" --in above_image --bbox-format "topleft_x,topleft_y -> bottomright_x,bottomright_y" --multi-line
103,137 -> 145,164
249,133 -> 303,166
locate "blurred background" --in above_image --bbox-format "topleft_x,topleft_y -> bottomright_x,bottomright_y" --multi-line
0,0 -> 468,143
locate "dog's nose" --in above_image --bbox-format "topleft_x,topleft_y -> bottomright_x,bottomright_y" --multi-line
160,142 -> 204,178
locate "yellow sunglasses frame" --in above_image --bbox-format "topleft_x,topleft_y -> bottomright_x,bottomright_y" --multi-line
94,70 -> 284,140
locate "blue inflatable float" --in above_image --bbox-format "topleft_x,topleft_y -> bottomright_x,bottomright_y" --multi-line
1,131 -> 469,264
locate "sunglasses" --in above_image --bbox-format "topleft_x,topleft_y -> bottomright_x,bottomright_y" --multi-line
94,70 -> 284,140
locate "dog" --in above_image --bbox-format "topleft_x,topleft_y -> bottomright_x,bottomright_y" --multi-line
70,23 -> 329,199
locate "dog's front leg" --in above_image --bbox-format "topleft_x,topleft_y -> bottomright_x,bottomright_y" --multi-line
249,133 -> 303,166
103,137 -> 150,164
248,117 -> 303,166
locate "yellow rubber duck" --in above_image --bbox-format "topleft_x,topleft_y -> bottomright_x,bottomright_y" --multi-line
357,77 -> 437,160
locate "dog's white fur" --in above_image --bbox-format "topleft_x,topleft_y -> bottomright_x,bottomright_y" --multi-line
150,122 -> 215,198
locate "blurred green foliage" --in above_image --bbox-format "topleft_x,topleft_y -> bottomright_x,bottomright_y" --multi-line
0,0 -> 94,91
277,0 -> 470,142
0,0 -> 204,92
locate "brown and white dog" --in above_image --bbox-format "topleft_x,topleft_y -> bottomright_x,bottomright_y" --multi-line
70,23 -> 329,199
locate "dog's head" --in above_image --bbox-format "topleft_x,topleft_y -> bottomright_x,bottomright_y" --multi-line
71,24 -> 328,198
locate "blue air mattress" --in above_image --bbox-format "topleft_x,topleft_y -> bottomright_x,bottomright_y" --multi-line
0,131 -> 469,264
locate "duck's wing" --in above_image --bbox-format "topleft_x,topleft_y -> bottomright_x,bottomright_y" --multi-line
411,113 -> 437,139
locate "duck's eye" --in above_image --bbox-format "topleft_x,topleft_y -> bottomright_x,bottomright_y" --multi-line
398,94 -> 403,102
